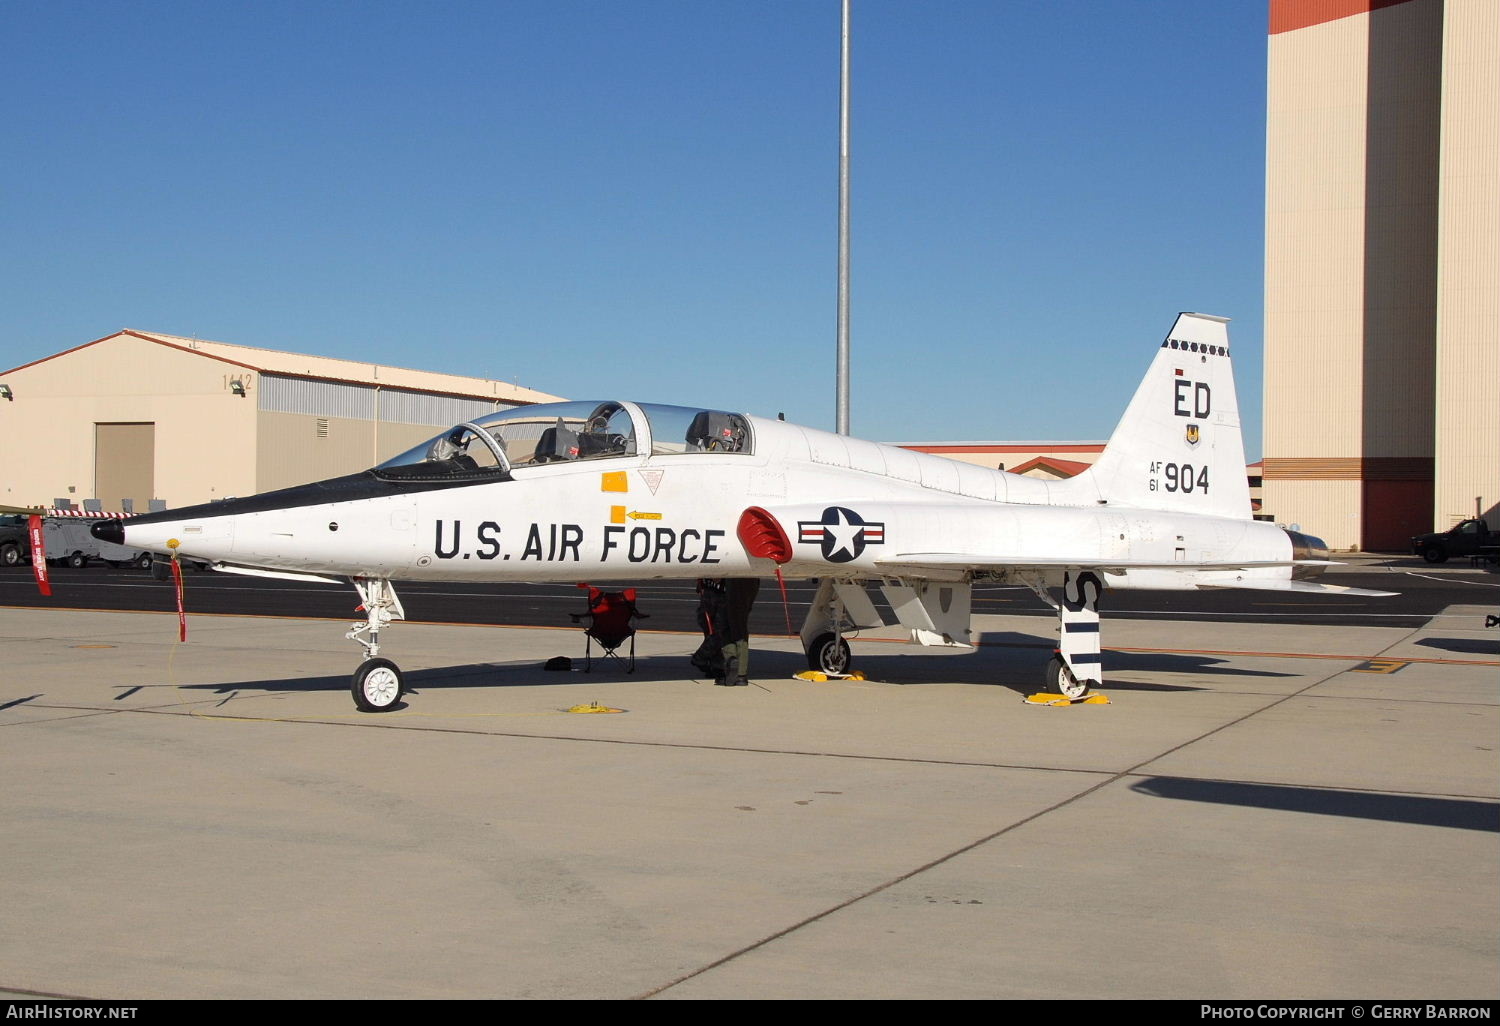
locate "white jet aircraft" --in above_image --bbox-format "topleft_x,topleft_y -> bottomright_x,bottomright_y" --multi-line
95,313 -> 1391,711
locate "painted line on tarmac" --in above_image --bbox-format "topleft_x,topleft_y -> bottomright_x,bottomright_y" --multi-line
1390,570 -> 1500,588
965,636 -> 1498,667
188,707 -> 576,723
1105,644 -> 1499,667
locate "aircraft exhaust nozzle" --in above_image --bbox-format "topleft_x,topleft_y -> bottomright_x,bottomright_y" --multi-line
91,519 -> 125,545
1286,530 -> 1330,580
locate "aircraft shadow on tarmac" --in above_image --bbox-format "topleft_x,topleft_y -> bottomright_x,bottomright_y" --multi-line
1098,650 -> 1298,683
973,631 -> 1295,691
163,642 -> 1281,701
171,653 -> 833,698
1131,776 -> 1500,833
1412,636 -> 1500,656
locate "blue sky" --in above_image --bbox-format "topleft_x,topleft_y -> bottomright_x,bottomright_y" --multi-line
2,1 -> 1269,455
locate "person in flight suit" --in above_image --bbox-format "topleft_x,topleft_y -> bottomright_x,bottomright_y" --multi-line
690,578 -> 726,680
717,578 -> 760,687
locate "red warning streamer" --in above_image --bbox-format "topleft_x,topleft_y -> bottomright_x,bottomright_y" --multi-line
773,565 -> 794,637
27,514 -> 51,597
170,555 -> 187,642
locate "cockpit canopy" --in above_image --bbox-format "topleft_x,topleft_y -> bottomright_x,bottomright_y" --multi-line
373,401 -> 751,482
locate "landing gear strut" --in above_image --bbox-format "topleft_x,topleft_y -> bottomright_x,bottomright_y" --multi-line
1024,570 -> 1104,699
800,579 -> 859,676
348,577 -> 406,712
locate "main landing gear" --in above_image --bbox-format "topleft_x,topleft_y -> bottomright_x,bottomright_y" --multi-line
1024,570 -> 1105,700
806,632 -> 852,676
800,579 -> 864,677
348,577 -> 407,712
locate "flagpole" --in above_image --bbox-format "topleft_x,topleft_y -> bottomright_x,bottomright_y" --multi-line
836,0 -> 851,435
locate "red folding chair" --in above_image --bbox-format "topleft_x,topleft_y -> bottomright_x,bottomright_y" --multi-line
570,583 -> 649,672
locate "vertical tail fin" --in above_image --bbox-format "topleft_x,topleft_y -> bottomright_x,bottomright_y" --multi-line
1063,313 -> 1252,519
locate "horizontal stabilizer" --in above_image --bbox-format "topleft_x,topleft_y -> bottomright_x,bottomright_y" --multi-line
1195,578 -> 1398,597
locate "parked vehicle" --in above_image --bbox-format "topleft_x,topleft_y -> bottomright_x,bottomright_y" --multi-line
40,517 -> 103,568
0,513 -> 30,566
1411,518 -> 1496,564
0,513 -> 153,569
100,538 -> 157,569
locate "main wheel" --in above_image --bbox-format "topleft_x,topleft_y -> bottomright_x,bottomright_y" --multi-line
136,552 -> 154,570
1045,655 -> 1089,699
352,658 -> 404,712
66,551 -> 87,569
806,633 -> 852,675
1422,545 -> 1447,564
0,544 -> 18,567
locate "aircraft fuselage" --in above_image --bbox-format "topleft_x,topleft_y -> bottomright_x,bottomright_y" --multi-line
110,411 -> 1298,589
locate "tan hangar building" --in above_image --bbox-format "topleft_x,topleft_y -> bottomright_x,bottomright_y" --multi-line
1262,0 -> 1499,550
0,330 -> 564,512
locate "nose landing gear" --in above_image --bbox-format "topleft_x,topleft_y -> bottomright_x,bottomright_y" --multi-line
348,577 -> 407,712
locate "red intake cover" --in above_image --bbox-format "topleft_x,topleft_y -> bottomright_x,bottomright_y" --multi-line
737,507 -> 791,564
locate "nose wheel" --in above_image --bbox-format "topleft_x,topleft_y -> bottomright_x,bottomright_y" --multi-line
352,658 -> 404,712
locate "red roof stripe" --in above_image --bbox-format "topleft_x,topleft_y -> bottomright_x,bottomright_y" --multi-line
1269,0 -> 1417,35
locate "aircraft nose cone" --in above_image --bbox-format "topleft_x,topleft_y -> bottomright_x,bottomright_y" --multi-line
91,519 -> 125,544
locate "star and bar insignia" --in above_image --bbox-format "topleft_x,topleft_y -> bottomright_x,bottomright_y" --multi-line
797,506 -> 885,563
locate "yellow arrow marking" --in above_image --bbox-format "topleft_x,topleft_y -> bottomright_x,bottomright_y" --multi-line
1351,659 -> 1408,674
627,511 -> 662,520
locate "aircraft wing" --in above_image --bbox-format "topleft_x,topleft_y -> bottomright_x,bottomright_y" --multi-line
876,553 -> 1325,573
873,553 -> 1397,597
1190,578 -> 1398,596
210,561 -> 346,585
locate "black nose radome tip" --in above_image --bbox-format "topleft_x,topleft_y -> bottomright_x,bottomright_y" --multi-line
91,519 -> 125,544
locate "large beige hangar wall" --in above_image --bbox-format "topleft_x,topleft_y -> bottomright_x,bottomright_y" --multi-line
1264,11 -> 1371,464
1263,9 -> 1373,550
0,334 -> 258,510
1434,0 -> 1500,528
3,329 -> 566,511
1263,0 -> 1456,551
255,412 -> 440,494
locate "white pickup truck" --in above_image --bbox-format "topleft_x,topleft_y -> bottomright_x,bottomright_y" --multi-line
0,513 -> 154,569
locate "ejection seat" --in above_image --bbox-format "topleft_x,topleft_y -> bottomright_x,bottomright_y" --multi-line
685,411 -> 746,452
534,419 -> 581,463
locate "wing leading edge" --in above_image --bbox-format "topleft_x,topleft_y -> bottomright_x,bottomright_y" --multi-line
873,553 -> 1396,596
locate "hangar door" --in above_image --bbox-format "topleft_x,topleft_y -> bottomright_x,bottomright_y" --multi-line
95,423 -> 155,512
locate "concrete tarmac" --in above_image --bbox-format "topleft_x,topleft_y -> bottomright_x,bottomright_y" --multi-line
1,603 -> 1496,1000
